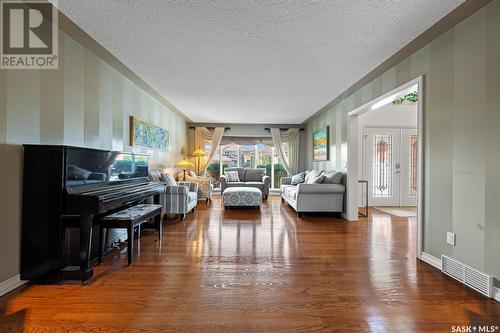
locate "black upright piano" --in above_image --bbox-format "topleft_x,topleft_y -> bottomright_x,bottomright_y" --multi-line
21,145 -> 165,281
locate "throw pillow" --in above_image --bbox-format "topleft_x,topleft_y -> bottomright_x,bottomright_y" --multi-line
225,170 -> 240,182
305,170 -> 324,184
161,172 -> 177,186
311,174 -> 325,183
290,172 -> 306,185
322,170 -> 343,184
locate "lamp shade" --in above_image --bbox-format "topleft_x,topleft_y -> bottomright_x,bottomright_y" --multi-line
192,147 -> 206,158
176,157 -> 194,169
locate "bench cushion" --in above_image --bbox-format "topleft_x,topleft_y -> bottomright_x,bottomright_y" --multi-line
103,204 -> 162,221
222,187 -> 262,206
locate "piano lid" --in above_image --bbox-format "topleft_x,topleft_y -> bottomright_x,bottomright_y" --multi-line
64,146 -> 149,188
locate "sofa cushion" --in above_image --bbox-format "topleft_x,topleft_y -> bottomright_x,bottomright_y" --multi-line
161,172 -> 177,186
305,170 -> 323,184
310,174 -> 325,183
227,182 -> 245,187
245,181 -> 264,190
245,168 -> 265,182
225,170 -> 240,182
322,170 -> 343,184
283,185 -> 297,201
224,168 -> 245,182
297,183 -> 345,194
290,172 -> 306,185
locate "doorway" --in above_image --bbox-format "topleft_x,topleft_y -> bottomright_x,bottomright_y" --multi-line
345,76 -> 424,257
364,126 -> 417,207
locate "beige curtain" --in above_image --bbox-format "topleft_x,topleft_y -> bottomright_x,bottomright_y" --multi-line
270,128 -> 300,175
195,127 -> 225,175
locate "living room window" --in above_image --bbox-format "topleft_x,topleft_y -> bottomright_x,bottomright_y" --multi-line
205,141 -> 288,189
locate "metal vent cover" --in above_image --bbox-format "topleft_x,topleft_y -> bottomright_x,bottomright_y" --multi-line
441,255 -> 493,297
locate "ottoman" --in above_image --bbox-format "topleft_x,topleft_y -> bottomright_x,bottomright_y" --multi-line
222,187 -> 262,208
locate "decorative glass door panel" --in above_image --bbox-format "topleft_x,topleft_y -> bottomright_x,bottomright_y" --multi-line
372,134 -> 393,198
400,129 -> 418,206
365,127 -> 401,206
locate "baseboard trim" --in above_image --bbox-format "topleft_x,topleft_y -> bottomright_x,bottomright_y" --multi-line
0,274 -> 28,297
419,253 -> 500,303
494,287 -> 500,303
420,251 -> 442,270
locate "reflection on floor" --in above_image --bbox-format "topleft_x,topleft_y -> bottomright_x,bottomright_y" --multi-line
374,206 -> 417,217
0,196 -> 499,332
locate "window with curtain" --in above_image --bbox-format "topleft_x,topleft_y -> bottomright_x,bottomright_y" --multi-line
204,139 -> 288,189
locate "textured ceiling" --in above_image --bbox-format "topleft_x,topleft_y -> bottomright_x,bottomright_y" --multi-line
54,0 -> 463,124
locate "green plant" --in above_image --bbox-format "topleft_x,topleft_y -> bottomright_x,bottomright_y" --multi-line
206,162 -> 220,174
393,91 -> 418,104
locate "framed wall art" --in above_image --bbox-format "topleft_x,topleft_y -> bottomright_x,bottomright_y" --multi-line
312,126 -> 329,161
129,116 -> 169,151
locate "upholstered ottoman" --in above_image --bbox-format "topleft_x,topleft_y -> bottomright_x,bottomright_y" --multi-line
222,187 -> 262,208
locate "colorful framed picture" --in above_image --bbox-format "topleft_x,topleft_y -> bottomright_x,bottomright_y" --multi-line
129,116 -> 169,151
313,126 -> 329,161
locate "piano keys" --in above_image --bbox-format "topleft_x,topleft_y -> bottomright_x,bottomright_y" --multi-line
21,145 -> 165,281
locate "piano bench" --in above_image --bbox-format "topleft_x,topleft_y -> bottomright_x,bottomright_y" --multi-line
98,204 -> 163,265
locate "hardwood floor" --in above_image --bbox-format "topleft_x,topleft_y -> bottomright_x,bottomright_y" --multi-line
1,196 -> 499,332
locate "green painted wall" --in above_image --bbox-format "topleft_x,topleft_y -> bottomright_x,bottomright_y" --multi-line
0,29 -> 188,283
303,1 -> 500,280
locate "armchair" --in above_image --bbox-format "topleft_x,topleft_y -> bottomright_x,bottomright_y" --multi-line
220,167 -> 271,199
186,171 -> 214,204
165,180 -> 198,220
148,168 -> 198,220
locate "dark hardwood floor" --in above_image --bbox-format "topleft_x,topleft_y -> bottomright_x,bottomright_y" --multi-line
1,196 -> 499,332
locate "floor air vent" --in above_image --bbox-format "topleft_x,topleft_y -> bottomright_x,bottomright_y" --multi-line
441,255 -> 493,297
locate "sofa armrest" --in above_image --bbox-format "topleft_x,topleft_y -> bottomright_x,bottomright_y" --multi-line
280,177 -> 292,186
165,185 -> 189,195
262,175 -> 271,188
177,181 -> 199,193
296,183 -> 345,194
220,175 -> 228,191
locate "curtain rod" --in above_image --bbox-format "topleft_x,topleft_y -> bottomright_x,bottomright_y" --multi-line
189,126 -> 231,131
264,127 -> 305,131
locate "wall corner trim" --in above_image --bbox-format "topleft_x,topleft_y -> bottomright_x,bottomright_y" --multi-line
494,287 -> 500,303
419,251 -> 442,270
0,274 -> 28,297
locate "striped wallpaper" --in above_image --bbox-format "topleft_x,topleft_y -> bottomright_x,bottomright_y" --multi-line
303,1 -> 500,281
0,29 -> 188,282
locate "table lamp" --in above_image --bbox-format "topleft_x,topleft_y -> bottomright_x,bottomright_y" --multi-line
192,147 -> 206,175
176,157 -> 194,180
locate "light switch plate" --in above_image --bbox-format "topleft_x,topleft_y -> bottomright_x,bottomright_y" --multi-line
446,232 -> 455,246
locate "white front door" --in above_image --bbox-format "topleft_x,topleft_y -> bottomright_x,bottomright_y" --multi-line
364,127 -> 418,207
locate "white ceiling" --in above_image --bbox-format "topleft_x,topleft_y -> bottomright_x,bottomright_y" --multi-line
54,0 -> 463,124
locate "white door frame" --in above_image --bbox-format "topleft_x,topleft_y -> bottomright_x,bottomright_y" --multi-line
345,76 -> 424,258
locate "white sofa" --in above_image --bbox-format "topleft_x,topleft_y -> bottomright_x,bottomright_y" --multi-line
280,170 -> 346,217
